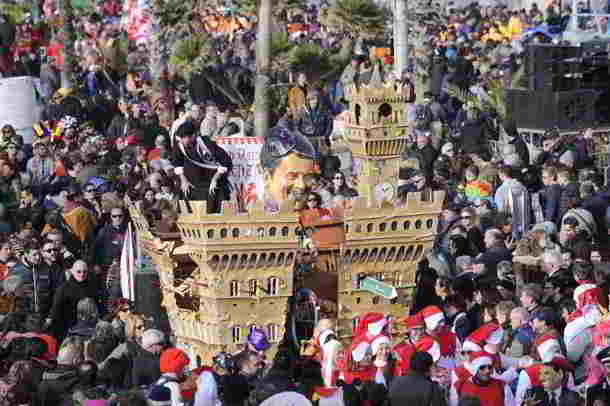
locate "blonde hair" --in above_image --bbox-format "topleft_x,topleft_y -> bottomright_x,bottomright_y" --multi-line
123,312 -> 146,340
58,336 -> 84,365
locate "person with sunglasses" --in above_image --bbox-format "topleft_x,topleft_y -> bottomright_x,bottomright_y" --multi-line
11,241 -> 59,319
47,260 -> 101,341
299,192 -> 333,229
40,239 -> 68,285
458,352 -> 514,406
461,207 -> 485,256
329,170 -> 357,199
92,206 -> 127,283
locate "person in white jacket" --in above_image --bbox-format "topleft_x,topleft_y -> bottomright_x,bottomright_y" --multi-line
194,352 -> 234,406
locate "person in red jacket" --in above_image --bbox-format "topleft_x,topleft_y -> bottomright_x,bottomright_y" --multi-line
393,312 -> 441,376
458,352 -> 514,406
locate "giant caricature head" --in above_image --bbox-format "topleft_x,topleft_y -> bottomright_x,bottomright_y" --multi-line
260,127 -> 319,205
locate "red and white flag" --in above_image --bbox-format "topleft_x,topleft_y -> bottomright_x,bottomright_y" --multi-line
120,222 -> 136,301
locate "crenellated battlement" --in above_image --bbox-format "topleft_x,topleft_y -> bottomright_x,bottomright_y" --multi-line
346,82 -> 413,104
175,199 -> 300,250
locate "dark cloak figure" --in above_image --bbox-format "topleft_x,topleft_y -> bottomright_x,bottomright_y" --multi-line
172,121 -> 233,213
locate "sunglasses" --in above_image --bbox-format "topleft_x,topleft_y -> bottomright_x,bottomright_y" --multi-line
111,214 -> 124,218
333,176 -> 343,179
44,248 -> 59,253
307,198 -> 317,202
462,216 -> 472,219
85,189 -> 96,193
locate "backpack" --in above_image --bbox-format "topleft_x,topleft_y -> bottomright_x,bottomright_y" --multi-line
143,375 -> 180,402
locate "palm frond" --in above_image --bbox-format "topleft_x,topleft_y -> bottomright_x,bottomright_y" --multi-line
169,32 -> 213,78
323,0 -> 389,37
288,43 -> 334,79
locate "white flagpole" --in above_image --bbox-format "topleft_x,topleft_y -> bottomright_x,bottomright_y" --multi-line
120,222 -> 135,300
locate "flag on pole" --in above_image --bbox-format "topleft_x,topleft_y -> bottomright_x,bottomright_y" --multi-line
120,222 -> 136,301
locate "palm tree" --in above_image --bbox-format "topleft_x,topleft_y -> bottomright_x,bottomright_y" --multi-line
254,0 -> 272,139
58,0 -> 76,87
322,0 -> 389,38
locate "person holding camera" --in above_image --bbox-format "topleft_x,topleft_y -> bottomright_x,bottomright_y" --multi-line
193,351 -> 237,406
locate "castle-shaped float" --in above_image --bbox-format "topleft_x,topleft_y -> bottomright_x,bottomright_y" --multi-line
128,67 -> 445,365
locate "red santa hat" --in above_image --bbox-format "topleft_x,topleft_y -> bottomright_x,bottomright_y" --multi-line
573,283 -> 602,309
350,334 -> 370,362
536,335 -> 573,370
415,336 -> 441,362
469,351 -> 493,373
356,313 -> 387,337
462,323 -> 504,354
371,335 -> 391,356
420,306 -> 445,332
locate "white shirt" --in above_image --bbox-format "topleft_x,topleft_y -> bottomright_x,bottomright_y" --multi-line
194,371 -> 221,406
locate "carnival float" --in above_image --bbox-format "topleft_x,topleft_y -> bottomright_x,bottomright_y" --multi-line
126,66 -> 445,369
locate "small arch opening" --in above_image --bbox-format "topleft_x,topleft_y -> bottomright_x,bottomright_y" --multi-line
230,254 -> 239,269
369,248 -> 378,263
360,249 -> 369,262
386,247 -> 396,262
413,245 -> 424,260
378,248 -> 387,262
258,253 -> 267,268
210,255 -> 220,270
404,246 -> 415,261
396,246 -> 405,261
249,254 -> 258,268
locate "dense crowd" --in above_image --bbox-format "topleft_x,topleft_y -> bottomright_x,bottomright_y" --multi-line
0,0 -> 609,405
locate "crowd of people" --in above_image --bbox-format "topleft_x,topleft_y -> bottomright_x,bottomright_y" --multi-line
0,0 -> 609,405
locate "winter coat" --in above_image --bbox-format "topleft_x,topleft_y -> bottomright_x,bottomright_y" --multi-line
49,276 -> 101,338
389,372 -> 447,406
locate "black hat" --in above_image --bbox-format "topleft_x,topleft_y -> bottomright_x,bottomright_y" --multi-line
597,346 -> 610,364
66,183 -> 81,198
